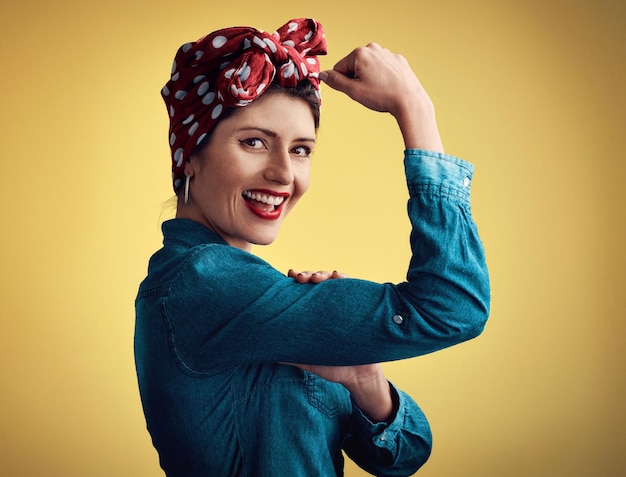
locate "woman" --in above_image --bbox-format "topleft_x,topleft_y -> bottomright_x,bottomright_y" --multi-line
135,18 -> 490,476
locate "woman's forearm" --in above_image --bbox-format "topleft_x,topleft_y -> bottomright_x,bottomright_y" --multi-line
394,94 -> 445,153
344,366 -> 394,423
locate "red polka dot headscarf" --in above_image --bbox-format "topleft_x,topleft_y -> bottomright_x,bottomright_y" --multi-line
162,18 -> 327,191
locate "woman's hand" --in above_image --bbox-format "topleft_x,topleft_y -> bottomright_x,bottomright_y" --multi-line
285,268 -> 394,423
287,269 -> 348,283
297,361 -> 394,423
319,43 -> 444,152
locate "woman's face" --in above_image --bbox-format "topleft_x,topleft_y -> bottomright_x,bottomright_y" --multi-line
181,92 -> 316,251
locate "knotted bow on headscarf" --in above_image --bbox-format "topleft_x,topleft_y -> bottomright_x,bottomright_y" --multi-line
162,18 -> 327,191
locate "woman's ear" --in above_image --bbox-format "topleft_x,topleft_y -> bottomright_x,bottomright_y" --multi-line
183,158 -> 195,177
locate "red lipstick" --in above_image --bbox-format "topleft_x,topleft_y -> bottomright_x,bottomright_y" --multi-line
242,189 -> 289,221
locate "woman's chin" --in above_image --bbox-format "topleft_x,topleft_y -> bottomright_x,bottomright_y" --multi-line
250,235 -> 278,247
237,228 -> 279,248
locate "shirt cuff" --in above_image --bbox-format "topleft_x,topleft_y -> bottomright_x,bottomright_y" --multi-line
350,381 -> 406,452
404,149 -> 475,207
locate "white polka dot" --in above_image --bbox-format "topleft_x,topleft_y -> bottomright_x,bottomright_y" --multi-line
193,75 -> 206,84
171,60 -> 177,75
211,104 -> 223,119
231,86 -> 248,97
300,62 -> 308,76
161,85 -> 170,96
304,31 -> 313,42
282,62 -> 295,79
263,37 -> 277,53
212,35 -> 227,48
253,36 -> 266,49
174,90 -> 187,100
188,122 -> 199,136
202,92 -> 215,105
282,40 -> 295,48
196,133 -> 207,146
238,63 -> 251,82
174,178 -> 182,189
194,51 -> 203,60
182,43 -> 193,53
174,148 -> 184,167
306,57 -> 317,65
182,114 -> 194,125
171,72 -> 179,81
197,81 -> 210,96
169,132 -> 176,146
169,105 -> 175,117
288,22 -> 298,33
243,38 -> 251,49
224,68 -> 235,79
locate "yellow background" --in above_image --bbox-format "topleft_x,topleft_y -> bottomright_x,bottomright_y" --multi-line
1,0 -> 624,475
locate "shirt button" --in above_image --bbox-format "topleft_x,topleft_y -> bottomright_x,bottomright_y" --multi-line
463,177 -> 470,187
392,314 -> 404,325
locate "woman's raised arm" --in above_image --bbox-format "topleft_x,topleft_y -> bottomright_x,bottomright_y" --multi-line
320,43 -> 444,152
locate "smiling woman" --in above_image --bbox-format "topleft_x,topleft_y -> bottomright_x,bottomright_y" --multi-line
178,91 -> 316,250
134,17 -> 490,477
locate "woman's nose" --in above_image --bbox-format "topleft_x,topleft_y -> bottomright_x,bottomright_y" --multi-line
264,150 -> 294,184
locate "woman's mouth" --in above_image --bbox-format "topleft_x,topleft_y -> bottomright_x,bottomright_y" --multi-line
242,190 -> 288,219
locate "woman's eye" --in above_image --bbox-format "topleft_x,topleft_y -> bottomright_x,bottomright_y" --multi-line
240,138 -> 264,149
292,145 -> 312,157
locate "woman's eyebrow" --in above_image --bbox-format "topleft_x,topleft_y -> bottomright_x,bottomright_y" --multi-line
238,126 -> 278,137
237,126 -> 316,143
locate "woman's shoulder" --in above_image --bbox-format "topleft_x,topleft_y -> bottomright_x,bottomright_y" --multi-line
159,220 -> 277,286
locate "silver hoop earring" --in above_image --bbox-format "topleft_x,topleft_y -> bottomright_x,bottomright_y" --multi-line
184,174 -> 190,205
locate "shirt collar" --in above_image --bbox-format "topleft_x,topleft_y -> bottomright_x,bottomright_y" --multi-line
162,218 -> 228,248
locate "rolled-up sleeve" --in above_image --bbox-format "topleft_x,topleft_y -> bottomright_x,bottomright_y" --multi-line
343,382 -> 432,476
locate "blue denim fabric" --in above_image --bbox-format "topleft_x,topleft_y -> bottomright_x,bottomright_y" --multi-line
135,149 -> 490,476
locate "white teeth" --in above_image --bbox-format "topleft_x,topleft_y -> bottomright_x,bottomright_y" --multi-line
243,190 -> 285,206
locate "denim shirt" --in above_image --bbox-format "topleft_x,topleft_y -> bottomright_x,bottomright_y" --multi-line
135,149 -> 490,476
